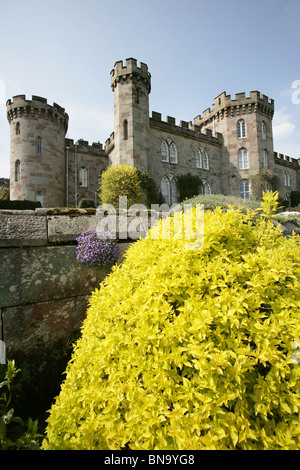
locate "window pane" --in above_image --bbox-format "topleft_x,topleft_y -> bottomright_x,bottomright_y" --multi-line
37,138 -> 42,154
170,143 -> 177,164
161,141 -> 168,162
239,180 -> 250,199
238,148 -> 248,169
161,177 -> 170,204
170,178 -> 178,204
196,150 -> 202,168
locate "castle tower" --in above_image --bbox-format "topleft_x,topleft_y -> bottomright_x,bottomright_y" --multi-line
195,91 -> 275,197
6,95 -> 69,207
110,58 -> 151,171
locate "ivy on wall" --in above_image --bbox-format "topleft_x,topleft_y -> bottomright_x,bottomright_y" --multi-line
250,168 -> 278,201
176,173 -> 203,203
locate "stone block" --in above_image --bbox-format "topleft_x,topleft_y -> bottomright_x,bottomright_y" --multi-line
0,214 -> 47,247
3,296 -> 90,356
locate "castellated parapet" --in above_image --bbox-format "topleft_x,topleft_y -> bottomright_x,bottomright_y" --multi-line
194,90 -> 274,126
110,58 -> 151,93
7,95 -> 69,207
150,111 -> 222,145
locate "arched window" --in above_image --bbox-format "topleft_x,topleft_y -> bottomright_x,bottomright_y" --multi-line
123,120 -> 128,140
79,167 -> 88,188
262,122 -> 267,140
15,160 -> 21,182
36,192 -> 43,206
237,119 -> 246,138
239,180 -> 250,199
161,141 -> 169,162
196,148 -> 209,169
196,149 -> 202,168
203,150 -> 209,170
37,137 -> 42,155
238,148 -> 248,169
16,122 -> 20,135
161,174 -> 177,204
202,180 -> 211,194
161,176 -> 170,204
161,140 -> 178,164
284,171 -> 290,187
169,143 -> 178,164
263,150 -> 268,168
170,175 -> 178,204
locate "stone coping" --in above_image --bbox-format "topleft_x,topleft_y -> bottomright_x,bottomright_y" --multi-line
0,207 -> 171,247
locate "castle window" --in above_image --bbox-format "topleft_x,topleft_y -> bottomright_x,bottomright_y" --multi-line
169,143 -> 178,164
196,148 -> 209,169
239,180 -> 250,199
161,176 -> 170,204
36,192 -> 43,206
196,150 -> 202,168
123,120 -> 128,140
262,122 -> 267,140
202,180 -> 211,194
237,119 -> 246,138
161,141 -> 169,162
15,160 -> 21,182
37,137 -> 42,155
238,148 -> 248,169
263,150 -> 268,168
284,171 -> 290,187
170,175 -> 178,204
16,122 -> 20,135
79,167 -> 88,188
203,150 -> 209,170
161,174 -> 178,204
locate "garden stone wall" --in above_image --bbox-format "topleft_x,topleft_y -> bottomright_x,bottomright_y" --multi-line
0,207 -> 158,360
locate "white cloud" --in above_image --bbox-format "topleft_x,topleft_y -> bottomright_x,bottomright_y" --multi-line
273,107 -> 296,140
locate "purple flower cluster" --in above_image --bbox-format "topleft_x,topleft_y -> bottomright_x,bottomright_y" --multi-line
76,229 -> 119,270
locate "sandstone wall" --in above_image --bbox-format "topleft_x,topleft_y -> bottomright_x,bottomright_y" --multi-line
0,208 -> 144,359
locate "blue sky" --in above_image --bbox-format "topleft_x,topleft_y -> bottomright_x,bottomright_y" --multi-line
0,0 -> 299,178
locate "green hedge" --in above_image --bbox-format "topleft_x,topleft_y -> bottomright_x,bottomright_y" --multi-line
0,200 -> 42,210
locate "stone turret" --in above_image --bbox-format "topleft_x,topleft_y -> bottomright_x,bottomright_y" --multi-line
194,91 -> 275,196
7,95 -> 68,207
109,58 -> 151,171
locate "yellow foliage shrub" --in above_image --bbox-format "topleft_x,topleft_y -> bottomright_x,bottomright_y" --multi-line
43,192 -> 300,450
99,164 -> 142,208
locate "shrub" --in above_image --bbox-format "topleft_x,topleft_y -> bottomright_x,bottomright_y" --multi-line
136,170 -> 164,207
76,229 -> 119,270
43,192 -> 300,450
99,165 -> 142,208
182,193 -> 261,212
291,191 -> 300,208
0,186 -> 9,200
0,200 -> 42,210
176,173 -> 202,202
77,199 -> 96,209
0,360 -> 42,449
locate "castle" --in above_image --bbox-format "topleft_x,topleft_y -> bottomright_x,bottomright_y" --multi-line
6,58 -> 300,208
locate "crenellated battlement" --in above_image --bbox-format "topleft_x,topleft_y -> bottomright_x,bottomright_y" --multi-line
195,90 -> 274,126
274,151 -> 300,168
65,138 -> 107,155
150,111 -> 222,145
110,58 -> 151,93
6,94 -> 69,131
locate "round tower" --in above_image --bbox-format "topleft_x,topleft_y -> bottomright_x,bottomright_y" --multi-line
110,58 -> 151,171
6,95 -> 69,207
